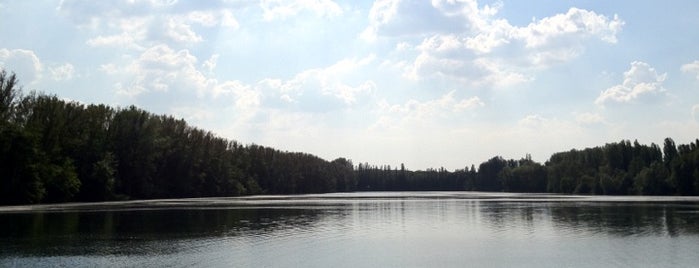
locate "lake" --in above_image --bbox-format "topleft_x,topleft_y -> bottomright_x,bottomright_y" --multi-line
1,192 -> 699,267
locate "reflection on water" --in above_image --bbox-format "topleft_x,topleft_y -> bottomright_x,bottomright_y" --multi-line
0,208 -> 326,256
1,192 -> 699,267
475,201 -> 699,237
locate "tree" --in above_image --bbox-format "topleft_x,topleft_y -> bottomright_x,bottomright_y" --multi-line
0,125 -> 45,204
476,156 -> 507,191
634,162 -> 670,195
507,161 -> 547,192
0,70 -> 20,124
664,137 -> 678,168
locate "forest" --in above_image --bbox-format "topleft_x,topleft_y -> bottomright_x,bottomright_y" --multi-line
2,69 -> 699,205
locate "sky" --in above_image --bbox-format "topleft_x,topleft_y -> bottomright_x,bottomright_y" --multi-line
1,0 -> 699,170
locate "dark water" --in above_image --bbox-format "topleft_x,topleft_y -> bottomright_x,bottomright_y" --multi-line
2,192 -> 699,267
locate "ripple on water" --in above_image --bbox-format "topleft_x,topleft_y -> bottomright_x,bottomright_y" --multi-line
3,192 -> 699,267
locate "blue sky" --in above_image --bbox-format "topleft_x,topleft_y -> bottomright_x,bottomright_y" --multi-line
1,0 -> 699,170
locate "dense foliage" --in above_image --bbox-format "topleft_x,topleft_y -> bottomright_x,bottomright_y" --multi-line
1,70 -> 699,204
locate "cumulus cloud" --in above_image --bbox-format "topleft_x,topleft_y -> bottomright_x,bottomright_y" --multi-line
260,0 -> 343,21
362,0 -> 475,41
575,112 -> 605,125
164,18 -> 203,44
256,55 -> 377,110
595,61 -> 666,105
211,80 -> 259,107
0,48 -> 43,83
87,32 -> 143,49
111,44 -> 212,97
681,60 -> 699,80
57,0 -> 176,29
66,1 -> 240,48
202,54 -> 219,73
49,63 -> 75,81
373,90 -> 484,130
514,8 -> 623,48
153,10 -> 242,45
85,17 -> 149,49
212,81 -> 262,122
372,1 -> 623,88
518,114 -> 548,128
405,39 -> 530,87
102,47 -> 377,122
220,9 -> 240,29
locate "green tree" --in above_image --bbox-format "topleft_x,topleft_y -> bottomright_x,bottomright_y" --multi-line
664,138 -> 678,168
0,70 -> 19,124
0,125 -> 45,204
634,162 -> 670,195
476,156 -> 507,191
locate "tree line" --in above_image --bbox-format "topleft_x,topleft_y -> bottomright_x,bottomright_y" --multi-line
1,70 -> 698,205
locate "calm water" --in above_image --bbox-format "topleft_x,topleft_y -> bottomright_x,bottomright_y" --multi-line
2,192 -> 699,267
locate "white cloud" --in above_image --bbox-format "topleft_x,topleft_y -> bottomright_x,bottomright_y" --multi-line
515,8 -> 623,68
430,0 -> 503,32
692,104 -> 699,122
681,60 -> 699,80
164,17 -> 203,44
202,54 -> 219,73
363,0 -> 477,41
115,44 -> 213,97
366,0 -> 622,49
85,17 -> 149,49
464,19 -> 512,54
67,2 -> 240,49
260,0 -> 343,21
514,8 -> 623,48
39,0 -> 677,171
369,0 -> 400,24
86,32 -> 142,48
99,63 -> 119,75
170,106 -> 216,122
160,9 -> 240,44
595,61 -> 667,105
0,48 -> 43,83
575,112 -> 605,125
49,63 -> 75,81
454,95 -> 485,111
472,58 -> 531,87
159,10 -> 241,44
374,90 -> 484,129
211,81 -> 262,123
361,0 -> 400,41
220,9 -> 240,29
258,55 -> 377,108
57,0 -> 173,29
105,50 -> 380,136
186,10 -> 219,27
404,41 -> 530,87
211,80 -> 258,105
518,114 -> 548,128
375,1 -> 622,88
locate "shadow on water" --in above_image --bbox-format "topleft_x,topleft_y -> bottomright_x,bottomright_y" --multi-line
547,202 -> 699,237
0,208 -> 328,257
476,201 -> 699,237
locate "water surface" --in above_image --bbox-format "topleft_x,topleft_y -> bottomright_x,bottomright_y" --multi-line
2,192 -> 699,267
